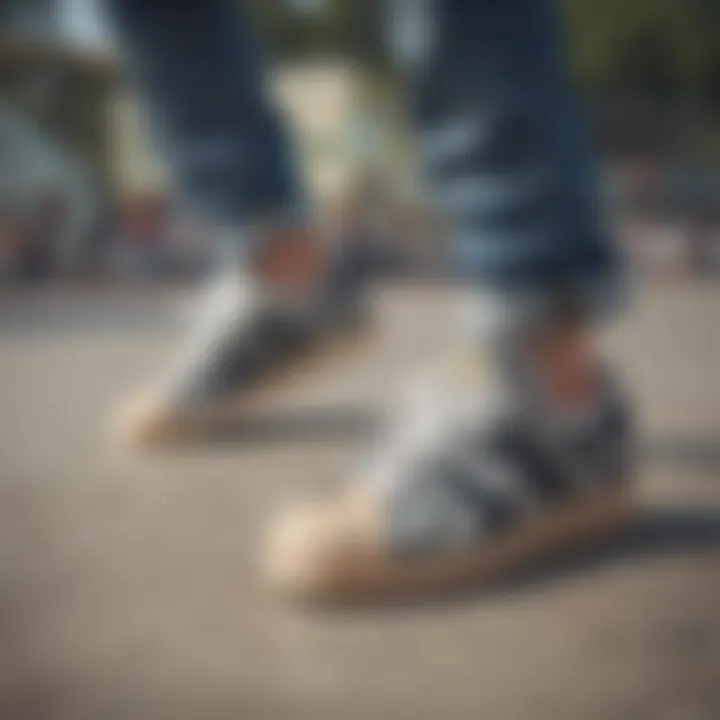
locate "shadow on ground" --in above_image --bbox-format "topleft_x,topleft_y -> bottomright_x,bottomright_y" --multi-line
642,435 -> 720,473
148,407 -> 720,476
157,406 -> 379,447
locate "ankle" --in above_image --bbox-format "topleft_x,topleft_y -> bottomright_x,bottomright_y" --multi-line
252,226 -> 327,292
525,320 -> 599,409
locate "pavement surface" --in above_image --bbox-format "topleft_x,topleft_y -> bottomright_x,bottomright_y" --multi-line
0,280 -> 719,720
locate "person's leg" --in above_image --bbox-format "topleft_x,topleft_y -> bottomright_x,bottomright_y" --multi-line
397,0 -> 625,415
264,0 -> 634,602
396,0 -> 621,323
108,0 -> 302,236
108,0 -> 371,446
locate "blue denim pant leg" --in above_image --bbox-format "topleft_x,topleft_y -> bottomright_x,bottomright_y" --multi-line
392,0 -> 623,321
107,0 -> 304,232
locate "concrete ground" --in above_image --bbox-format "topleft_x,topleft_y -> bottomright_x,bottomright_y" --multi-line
0,280 -> 718,720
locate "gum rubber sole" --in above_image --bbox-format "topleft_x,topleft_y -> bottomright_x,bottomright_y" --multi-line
265,482 -> 634,605
115,323 -> 374,449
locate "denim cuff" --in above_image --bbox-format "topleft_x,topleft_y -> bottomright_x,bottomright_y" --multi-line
462,269 -> 628,343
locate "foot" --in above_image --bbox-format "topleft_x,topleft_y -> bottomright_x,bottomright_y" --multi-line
115,227 -> 372,448
263,334 -> 635,603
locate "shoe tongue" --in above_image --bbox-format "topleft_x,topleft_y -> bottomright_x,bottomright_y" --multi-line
198,268 -> 323,336
363,351 -> 503,494
192,268 -> 261,323
392,350 -> 497,444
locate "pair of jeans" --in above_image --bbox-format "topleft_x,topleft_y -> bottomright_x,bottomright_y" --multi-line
107,0 -> 620,311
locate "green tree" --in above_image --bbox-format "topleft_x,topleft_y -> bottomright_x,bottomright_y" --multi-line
560,0 -> 717,101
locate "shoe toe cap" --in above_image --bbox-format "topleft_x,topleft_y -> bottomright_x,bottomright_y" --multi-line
113,393 -> 179,448
262,491 -> 383,600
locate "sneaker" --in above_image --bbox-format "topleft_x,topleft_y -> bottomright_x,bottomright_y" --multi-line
114,237 -> 372,448
263,350 -> 635,602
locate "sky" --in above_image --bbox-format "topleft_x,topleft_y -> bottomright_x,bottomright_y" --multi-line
59,0 -> 110,47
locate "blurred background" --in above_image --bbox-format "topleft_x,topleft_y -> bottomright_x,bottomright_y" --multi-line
0,0 -> 719,282
1,4 -> 719,720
